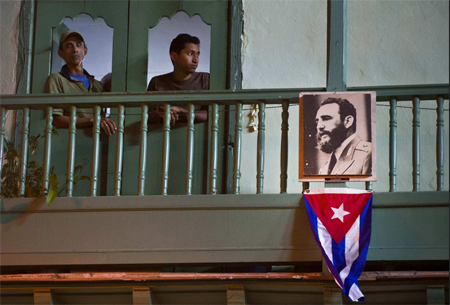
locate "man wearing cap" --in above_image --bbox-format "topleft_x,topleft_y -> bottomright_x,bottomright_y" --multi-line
44,30 -> 116,136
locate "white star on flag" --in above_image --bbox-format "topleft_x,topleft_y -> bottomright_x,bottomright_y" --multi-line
331,203 -> 350,223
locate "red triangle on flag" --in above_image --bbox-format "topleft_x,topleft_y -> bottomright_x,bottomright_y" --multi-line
304,192 -> 372,244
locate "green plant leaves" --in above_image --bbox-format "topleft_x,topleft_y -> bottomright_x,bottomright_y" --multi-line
46,173 -> 59,206
2,135 -> 89,204
46,188 -> 58,206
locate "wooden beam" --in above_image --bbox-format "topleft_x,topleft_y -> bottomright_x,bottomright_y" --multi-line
2,271 -> 447,282
1,84 -> 448,108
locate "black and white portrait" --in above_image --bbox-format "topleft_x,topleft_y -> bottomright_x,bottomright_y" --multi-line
299,92 -> 376,181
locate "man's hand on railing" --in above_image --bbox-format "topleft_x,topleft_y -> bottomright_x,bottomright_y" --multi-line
151,106 -> 207,126
99,118 -> 117,136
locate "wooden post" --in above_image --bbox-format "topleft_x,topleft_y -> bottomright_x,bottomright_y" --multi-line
34,289 -> 54,305
209,103 -> 219,194
412,97 -> 420,191
114,105 -> 125,196
427,285 -> 445,305
436,97 -> 444,191
42,106 -> 53,194
133,287 -> 159,304
227,285 -> 246,305
323,287 -> 343,305
90,106 -> 101,196
389,97 -> 397,192
233,103 -> 243,194
66,106 -> 77,197
18,107 -> 30,197
256,102 -> 266,194
280,100 -> 289,193
138,104 -> 148,196
161,103 -> 171,195
0,108 -> 6,180
185,103 -> 195,195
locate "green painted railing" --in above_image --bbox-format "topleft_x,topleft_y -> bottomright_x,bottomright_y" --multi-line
209,103 -> 220,195
66,106 -> 77,197
1,85 -> 448,196
389,98 -> 397,192
42,106 -> 53,193
233,102 -> 243,194
412,97 -> 421,192
138,104 -> 148,196
256,102 -> 266,194
114,105 -> 125,196
185,103 -> 195,195
161,104 -> 171,196
0,108 -> 5,180
18,107 -> 30,197
280,101 -> 289,194
436,97 -> 445,191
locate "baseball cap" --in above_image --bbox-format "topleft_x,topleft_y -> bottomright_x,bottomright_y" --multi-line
59,30 -> 85,49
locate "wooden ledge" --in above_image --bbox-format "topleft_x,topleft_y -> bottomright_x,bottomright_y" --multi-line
1,271 -> 448,282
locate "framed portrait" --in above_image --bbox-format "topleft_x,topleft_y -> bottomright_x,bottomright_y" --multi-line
299,92 -> 377,182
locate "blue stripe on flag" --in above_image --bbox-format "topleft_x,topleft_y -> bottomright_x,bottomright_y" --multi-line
342,196 -> 373,302
304,198 -> 318,237
332,236 -> 346,274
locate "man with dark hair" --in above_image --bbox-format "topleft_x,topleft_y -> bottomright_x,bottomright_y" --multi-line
45,30 -> 116,136
147,33 -> 208,124
315,97 -> 372,175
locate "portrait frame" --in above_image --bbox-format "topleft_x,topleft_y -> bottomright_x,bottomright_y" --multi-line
299,91 -> 377,182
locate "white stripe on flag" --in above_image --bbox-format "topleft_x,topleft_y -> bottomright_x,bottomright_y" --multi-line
339,216 -> 360,283
306,188 -> 370,195
317,218 -> 333,266
349,283 -> 364,301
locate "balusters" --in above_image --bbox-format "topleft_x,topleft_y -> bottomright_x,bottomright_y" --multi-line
42,106 -> 53,194
66,106 -> 77,197
0,108 -> 6,180
257,102 -> 266,194
209,103 -> 219,194
436,97 -> 444,191
18,108 -> 30,197
90,106 -> 101,197
233,103 -> 243,194
412,97 -> 420,191
185,103 -> 195,195
3,94 -> 447,197
138,104 -> 149,196
114,105 -> 125,196
389,98 -> 397,192
161,103 -> 171,195
280,101 -> 289,193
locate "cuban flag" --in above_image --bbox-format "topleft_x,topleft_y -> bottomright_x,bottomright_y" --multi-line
303,188 -> 373,302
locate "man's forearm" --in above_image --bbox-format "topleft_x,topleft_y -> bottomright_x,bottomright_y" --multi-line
53,115 -> 93,129
53,115 -> 117,136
